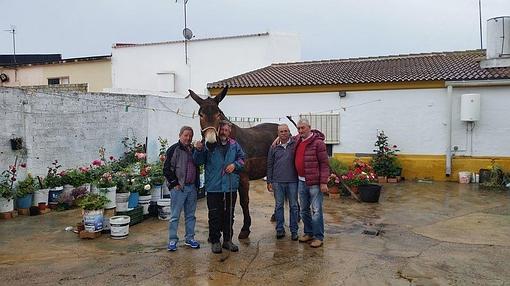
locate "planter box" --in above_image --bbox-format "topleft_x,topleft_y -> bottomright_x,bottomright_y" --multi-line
377,176 -> 387,184
116,206 -> 143,226
387,177 -> 398,183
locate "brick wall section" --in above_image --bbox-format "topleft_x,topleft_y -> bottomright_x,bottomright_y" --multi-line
17,84 -> 89,93
0,87 -> 147,177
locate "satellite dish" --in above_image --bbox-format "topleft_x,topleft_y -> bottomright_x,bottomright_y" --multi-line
183,28 -> 193,40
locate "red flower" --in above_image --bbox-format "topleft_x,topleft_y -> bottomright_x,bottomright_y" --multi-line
109,156 -> 114,161
92,159 -> 102,166
20,163 -> 27,168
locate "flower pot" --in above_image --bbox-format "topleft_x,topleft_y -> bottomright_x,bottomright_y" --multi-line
98,186 -> 117,209
116,192 -> 130,212
128,192 -> 139,209
48,186 -> 63,205
138,195 -> 151,215
0,197 -> 14,213
377,176 -> 387,184
83,209 -> 104,232
38,202 -> 47,211
387,177 -> 398,183
16,194 -> 33,209
33,188 -> 50,206
10,138 -> 23,150
328,185 -> 340,194
358,184 -> 382,203
150,184 -> 163,202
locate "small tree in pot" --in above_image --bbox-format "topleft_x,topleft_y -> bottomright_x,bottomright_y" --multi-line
16,174 -> 37,209
76,192 -> 110,232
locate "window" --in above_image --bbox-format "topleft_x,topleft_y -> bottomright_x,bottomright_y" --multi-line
47,76 -> 69,85
299,113 -> 340,144
48,78 -> 60,85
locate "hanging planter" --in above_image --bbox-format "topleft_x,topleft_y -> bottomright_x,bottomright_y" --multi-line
10,138 -> 23,151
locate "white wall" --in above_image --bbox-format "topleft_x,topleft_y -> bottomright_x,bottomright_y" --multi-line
110,33 -> 301,97
0,87 -> 147,177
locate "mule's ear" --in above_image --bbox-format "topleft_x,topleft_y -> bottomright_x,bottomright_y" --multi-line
214,86 -> 229,104
188,89 -> 204,105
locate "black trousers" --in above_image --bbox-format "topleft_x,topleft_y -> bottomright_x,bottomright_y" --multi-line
207,191 -> 237,243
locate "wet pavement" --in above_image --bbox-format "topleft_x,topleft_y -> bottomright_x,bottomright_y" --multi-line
1,180 -> 510,285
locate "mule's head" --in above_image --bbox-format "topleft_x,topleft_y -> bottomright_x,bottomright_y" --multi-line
189,86 -> 228,143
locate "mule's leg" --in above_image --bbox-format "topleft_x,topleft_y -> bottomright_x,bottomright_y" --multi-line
238,173 -> 251,239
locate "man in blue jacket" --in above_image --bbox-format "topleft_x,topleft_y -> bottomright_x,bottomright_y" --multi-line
194,120 -> 245,254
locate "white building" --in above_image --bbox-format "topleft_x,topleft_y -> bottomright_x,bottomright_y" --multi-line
207,34 -> 510,181
109,32 -> 301,97
109,32 -> 301,161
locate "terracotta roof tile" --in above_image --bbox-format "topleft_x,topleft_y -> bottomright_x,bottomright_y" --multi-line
208,50 -> 510,88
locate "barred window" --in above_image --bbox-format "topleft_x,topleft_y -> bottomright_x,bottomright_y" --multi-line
299,113 -> 340,144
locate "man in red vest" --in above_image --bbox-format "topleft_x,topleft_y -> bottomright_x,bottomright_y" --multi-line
294,118 -> 329,248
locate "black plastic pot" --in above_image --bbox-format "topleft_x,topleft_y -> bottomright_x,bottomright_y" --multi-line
358,184 -> 382,203
10,138 -> 23,150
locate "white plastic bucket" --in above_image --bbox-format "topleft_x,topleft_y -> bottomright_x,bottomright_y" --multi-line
458,171 -> 471,184
110,215 -> 131,239
103,186 -> 117,209
157,199 -> 171,220
33,188 -> 50,206
83,209 -> 104,232
0,197 -> 14,213
116,192 -> 130,212
150,185 -> 163,202
138,195 -> 151,215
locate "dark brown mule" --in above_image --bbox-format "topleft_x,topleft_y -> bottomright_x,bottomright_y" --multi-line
189,86 -> 278,239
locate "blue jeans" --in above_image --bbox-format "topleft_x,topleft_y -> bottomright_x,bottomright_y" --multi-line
168,184 -> 197,242
298,181 -> 324,241
273,182 -> 299,234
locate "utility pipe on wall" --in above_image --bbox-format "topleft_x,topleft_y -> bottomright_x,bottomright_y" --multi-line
444,79 -> 510,176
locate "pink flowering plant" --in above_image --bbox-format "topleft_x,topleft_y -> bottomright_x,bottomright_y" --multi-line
341,159 -> 377,187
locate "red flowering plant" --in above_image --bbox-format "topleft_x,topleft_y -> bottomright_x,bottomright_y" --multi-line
0,157 -> 27,199
341,159 -> 377,187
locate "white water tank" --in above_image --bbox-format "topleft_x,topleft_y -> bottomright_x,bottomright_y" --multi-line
486,16 -> 510,59
460,94 -> 480,122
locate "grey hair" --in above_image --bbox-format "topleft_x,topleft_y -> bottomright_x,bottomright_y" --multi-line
297,118 -> 311,127
179,126 -> 194,136
219,120 -> 232,129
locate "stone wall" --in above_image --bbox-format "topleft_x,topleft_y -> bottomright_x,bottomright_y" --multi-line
0,87 -> 147,177
17,84 -> 89,93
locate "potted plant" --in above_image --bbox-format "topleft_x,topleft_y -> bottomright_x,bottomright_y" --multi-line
44,160 -> 64,208
76,192 -> 110,232
16,174 -> 37,209
96,172 -> 117,209
371,130 -> 401,183
149,163 -> 165,202
0,172 -> 15,214
341,159 -> 381,202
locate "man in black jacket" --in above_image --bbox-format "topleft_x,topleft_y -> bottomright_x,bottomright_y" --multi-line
163,126 -> 201,251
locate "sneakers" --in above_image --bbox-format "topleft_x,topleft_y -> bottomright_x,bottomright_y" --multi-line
211,242 -> 222,254
167,241 -> 177,251
298,234 -> 314,243
276,231 -> 286,239
185,239 -> 200,249
309,239 -> 323,248
291,233 -> 299,241
222,241 -> 239,252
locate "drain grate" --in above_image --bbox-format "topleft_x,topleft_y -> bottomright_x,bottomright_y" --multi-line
362,229 -> 380,236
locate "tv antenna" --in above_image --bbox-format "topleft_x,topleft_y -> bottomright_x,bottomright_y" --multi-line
3,25 -> 17,64
177,0 -> 193,64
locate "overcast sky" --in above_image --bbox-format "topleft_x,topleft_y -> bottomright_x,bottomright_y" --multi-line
0,0 -> 509,61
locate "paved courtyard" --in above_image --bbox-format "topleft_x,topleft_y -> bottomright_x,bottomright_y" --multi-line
1,180 -> 509,285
